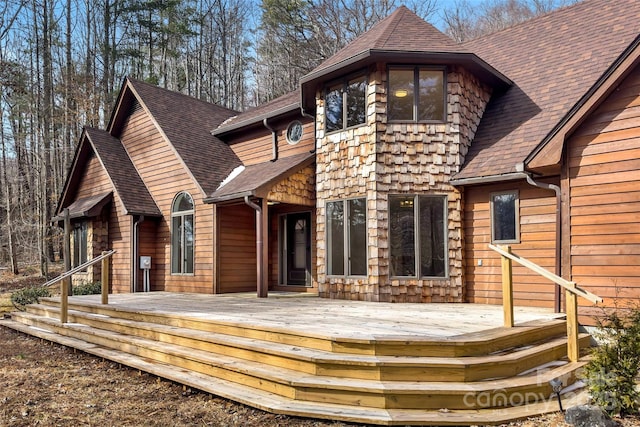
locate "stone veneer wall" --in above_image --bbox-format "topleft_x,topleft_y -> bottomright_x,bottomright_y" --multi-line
316,64 -> 491,302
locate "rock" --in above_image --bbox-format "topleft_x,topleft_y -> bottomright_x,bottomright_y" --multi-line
565,405 -> 620,427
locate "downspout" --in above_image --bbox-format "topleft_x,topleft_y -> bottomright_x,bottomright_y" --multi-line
132,215 -> 145,293
517,164 -> 562,313
263,118 -> 278,161
300,107 -> 316,153
244,195 -> 266,298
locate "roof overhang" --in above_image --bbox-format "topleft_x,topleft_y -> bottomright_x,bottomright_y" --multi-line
449,172 -> 529,187
525,34 -> 640,174
300,49 -> 513,111
204,152 -> 315,204
212,103 -> 300,137
52,192 -> 113,223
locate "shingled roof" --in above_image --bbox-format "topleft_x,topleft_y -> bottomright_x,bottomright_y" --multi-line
56,127 -> 161,218
206,152 -> 315,203
454,0 -> 640,180
213,90 -> 300,136
300,6 -> 510,111
115,78 -> 243,196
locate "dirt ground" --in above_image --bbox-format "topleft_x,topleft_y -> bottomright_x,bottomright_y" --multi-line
1,270 -> 638,427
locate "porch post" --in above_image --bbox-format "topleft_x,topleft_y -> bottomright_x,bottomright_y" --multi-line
61,208 -> 71,323
258,198 -> 269,298
501,245 -> 514,328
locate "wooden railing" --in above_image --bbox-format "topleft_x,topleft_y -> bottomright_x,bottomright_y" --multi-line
42,250 -> 116,324
489,244 -> 602,362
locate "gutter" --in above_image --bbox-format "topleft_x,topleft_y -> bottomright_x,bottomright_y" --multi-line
449,172 -> 529,186
132,215 -> 145,293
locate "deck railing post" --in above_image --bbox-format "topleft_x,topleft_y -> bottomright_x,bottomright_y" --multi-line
101,251 -> 110,305
501,245 -> 514,328
566,282 -> 580,362
60,278 -> 69,323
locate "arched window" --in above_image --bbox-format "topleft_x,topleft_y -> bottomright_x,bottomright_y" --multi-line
171,192 -> 194,274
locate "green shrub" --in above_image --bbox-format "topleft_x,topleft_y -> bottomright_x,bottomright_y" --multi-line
73,281 -> 102,295
582,308 -> 640,416
11,286 -> 51,311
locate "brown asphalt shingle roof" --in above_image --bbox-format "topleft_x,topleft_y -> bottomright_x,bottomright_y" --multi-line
308,5 -> 465,77
214,90 -> 300,135
206,152 -> 315,203
85,127 -> 161,217
454,0 -> 640,179
127,78 -> 243,195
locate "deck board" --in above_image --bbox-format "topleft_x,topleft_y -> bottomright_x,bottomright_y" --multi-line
50,292 -> 563,339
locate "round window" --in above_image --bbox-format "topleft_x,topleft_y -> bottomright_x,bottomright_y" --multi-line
286,120 -> 303,145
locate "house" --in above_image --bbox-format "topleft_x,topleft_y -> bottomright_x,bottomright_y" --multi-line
55,0 -> 640,324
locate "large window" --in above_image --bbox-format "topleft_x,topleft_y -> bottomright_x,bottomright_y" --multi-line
326,198 -> 367,276
491,190 -> 519,243
72,222 -> 88,268
171,192 -> 194,274
388,67 -> 445,122
389,195 -> 447,278
325,75 -> 367,133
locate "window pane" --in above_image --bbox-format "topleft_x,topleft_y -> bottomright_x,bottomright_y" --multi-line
418,70 -> 444,121
419,197 -> 446,277
174,193 -> 194,212
389,196 -> 416,276
492,193 -> 517,241
348,198 -> 367,276
388,69 -> 414,121
171,216 -> 182,273
346,77 -> 366,128
325,84 -> 343,132
184,214 -> 194,273
326,201 -> 344,275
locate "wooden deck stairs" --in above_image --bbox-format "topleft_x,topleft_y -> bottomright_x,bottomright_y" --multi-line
1,297 -> 592,426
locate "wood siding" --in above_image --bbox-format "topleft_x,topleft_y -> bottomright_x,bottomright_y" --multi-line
227,119 -> 314,166
119,106 -> 214,293
218,204 -> 257,293
464,181 -> 558,307
566,66 -> 640,319
73,152 -> 132,293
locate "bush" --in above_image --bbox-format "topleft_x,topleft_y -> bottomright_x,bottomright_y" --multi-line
582,308 -> 640,416
11,286 -> 51,311
73,281 -> 102,295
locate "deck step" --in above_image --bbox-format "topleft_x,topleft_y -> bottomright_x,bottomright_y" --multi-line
8,311 -> 588,411
0,318 -> 589,426
24,303 -> 588,382
37,297 -> 569,356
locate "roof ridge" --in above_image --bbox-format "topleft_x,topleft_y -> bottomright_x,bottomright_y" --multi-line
373,6 -> 407,49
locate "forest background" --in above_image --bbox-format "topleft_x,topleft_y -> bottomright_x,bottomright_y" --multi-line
0,0 -> 575,276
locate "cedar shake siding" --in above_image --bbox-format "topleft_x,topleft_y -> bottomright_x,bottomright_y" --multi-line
316,66 -> 491,302
565,65 -> 640,320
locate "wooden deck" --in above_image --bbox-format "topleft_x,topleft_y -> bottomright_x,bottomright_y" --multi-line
1,292 -> 592,426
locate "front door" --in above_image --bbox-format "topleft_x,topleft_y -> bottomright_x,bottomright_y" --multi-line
281,212 -> 311,286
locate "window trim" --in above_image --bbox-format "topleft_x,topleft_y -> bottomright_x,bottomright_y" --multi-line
325,197 -> 368,278
171,191 -> 195,275
387,65 -> 447,123
388,194 -> 448,279
72,221 -> 88,269
324,72 -> 368,134
490,190 -> 520,244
